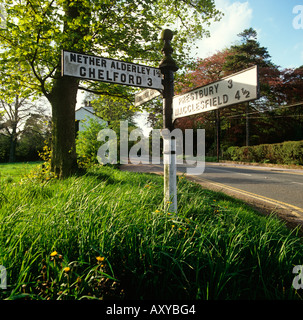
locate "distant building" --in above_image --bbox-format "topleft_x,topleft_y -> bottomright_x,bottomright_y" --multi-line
75,101 -> 107,132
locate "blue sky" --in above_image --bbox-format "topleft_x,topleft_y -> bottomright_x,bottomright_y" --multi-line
195,0 -> 303,69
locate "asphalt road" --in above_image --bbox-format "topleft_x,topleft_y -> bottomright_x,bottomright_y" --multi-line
185,163 -> 303,210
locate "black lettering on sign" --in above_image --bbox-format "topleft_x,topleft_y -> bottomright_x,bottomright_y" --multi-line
129,75 -> 134,84
121,63 -> 127,71
136,76 -> 142,85
113,72 -> 119,82
121,74 -> 126,83
228,80 -> 233,89
223,94 -> 228,103
98,69 -> 104,80
88,68 -> 95,78
80,66 -> 86,77
70,53 -> 77,62
242,88 -> 250,98
101,59 -> 107,68
106,71 -> 113,81
235,90 -> 240,100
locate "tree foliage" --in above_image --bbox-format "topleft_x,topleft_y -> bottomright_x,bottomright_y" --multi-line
174,28 -> 303,152
0,0 -> 222,97
0,0 -> 221,176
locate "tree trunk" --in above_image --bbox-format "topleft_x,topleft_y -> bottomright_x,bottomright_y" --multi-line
8,123 -> 17,163
49,76 -> 79,178
46,0 -> 90,178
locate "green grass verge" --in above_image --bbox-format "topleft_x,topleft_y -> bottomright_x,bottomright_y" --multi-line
0,162 -> 43,183
0,164 -> 302,300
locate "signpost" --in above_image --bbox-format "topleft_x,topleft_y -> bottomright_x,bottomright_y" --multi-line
61,43 -> 177,213
134,88 -> 161,107
159,29 -> 178,213
172,65 -> 259,120
62,33 -> 259,215
62,50 -> 163,90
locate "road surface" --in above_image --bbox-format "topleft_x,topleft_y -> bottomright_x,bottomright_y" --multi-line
121,161 -> 303,227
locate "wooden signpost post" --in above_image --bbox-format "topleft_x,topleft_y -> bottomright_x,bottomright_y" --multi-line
159,29 -> 179,213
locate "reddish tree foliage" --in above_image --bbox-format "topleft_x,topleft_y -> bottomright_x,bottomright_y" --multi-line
280,66 -> 303,103
175,49 -> 232,95
172,28 -> 303,150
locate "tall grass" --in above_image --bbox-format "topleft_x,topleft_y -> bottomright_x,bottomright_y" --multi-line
0,164 -> 303,299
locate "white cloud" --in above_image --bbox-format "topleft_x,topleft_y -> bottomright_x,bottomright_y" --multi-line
192,0 -> 253,58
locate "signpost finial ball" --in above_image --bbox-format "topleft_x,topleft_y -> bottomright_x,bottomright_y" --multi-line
161,29 -> 174,41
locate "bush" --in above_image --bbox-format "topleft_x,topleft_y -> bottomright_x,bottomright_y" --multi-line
224,140 -> 303,165
76,118 -> 107,168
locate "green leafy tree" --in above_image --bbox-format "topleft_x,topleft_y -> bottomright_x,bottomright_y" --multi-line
0,94 -> 46,162
17,113 -> 52,161
223,28 -> 271,72
222,28 -> 281,146
0,0 -> 221,177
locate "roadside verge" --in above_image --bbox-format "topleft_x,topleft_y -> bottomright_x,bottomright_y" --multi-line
120,163 -> 303,234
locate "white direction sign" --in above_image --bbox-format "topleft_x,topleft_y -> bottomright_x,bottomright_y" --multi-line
173,65 -> 259,120
134,88 -> 161,107
62,50 -> 163,90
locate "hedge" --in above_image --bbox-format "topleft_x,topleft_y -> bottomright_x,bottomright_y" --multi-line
224,140 -> 303,165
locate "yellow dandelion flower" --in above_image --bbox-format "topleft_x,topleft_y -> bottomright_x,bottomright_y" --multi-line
50,251 -> 58,257
155,210 -> 160,213
96,256 -> 105,262
63,267 -> 70,273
